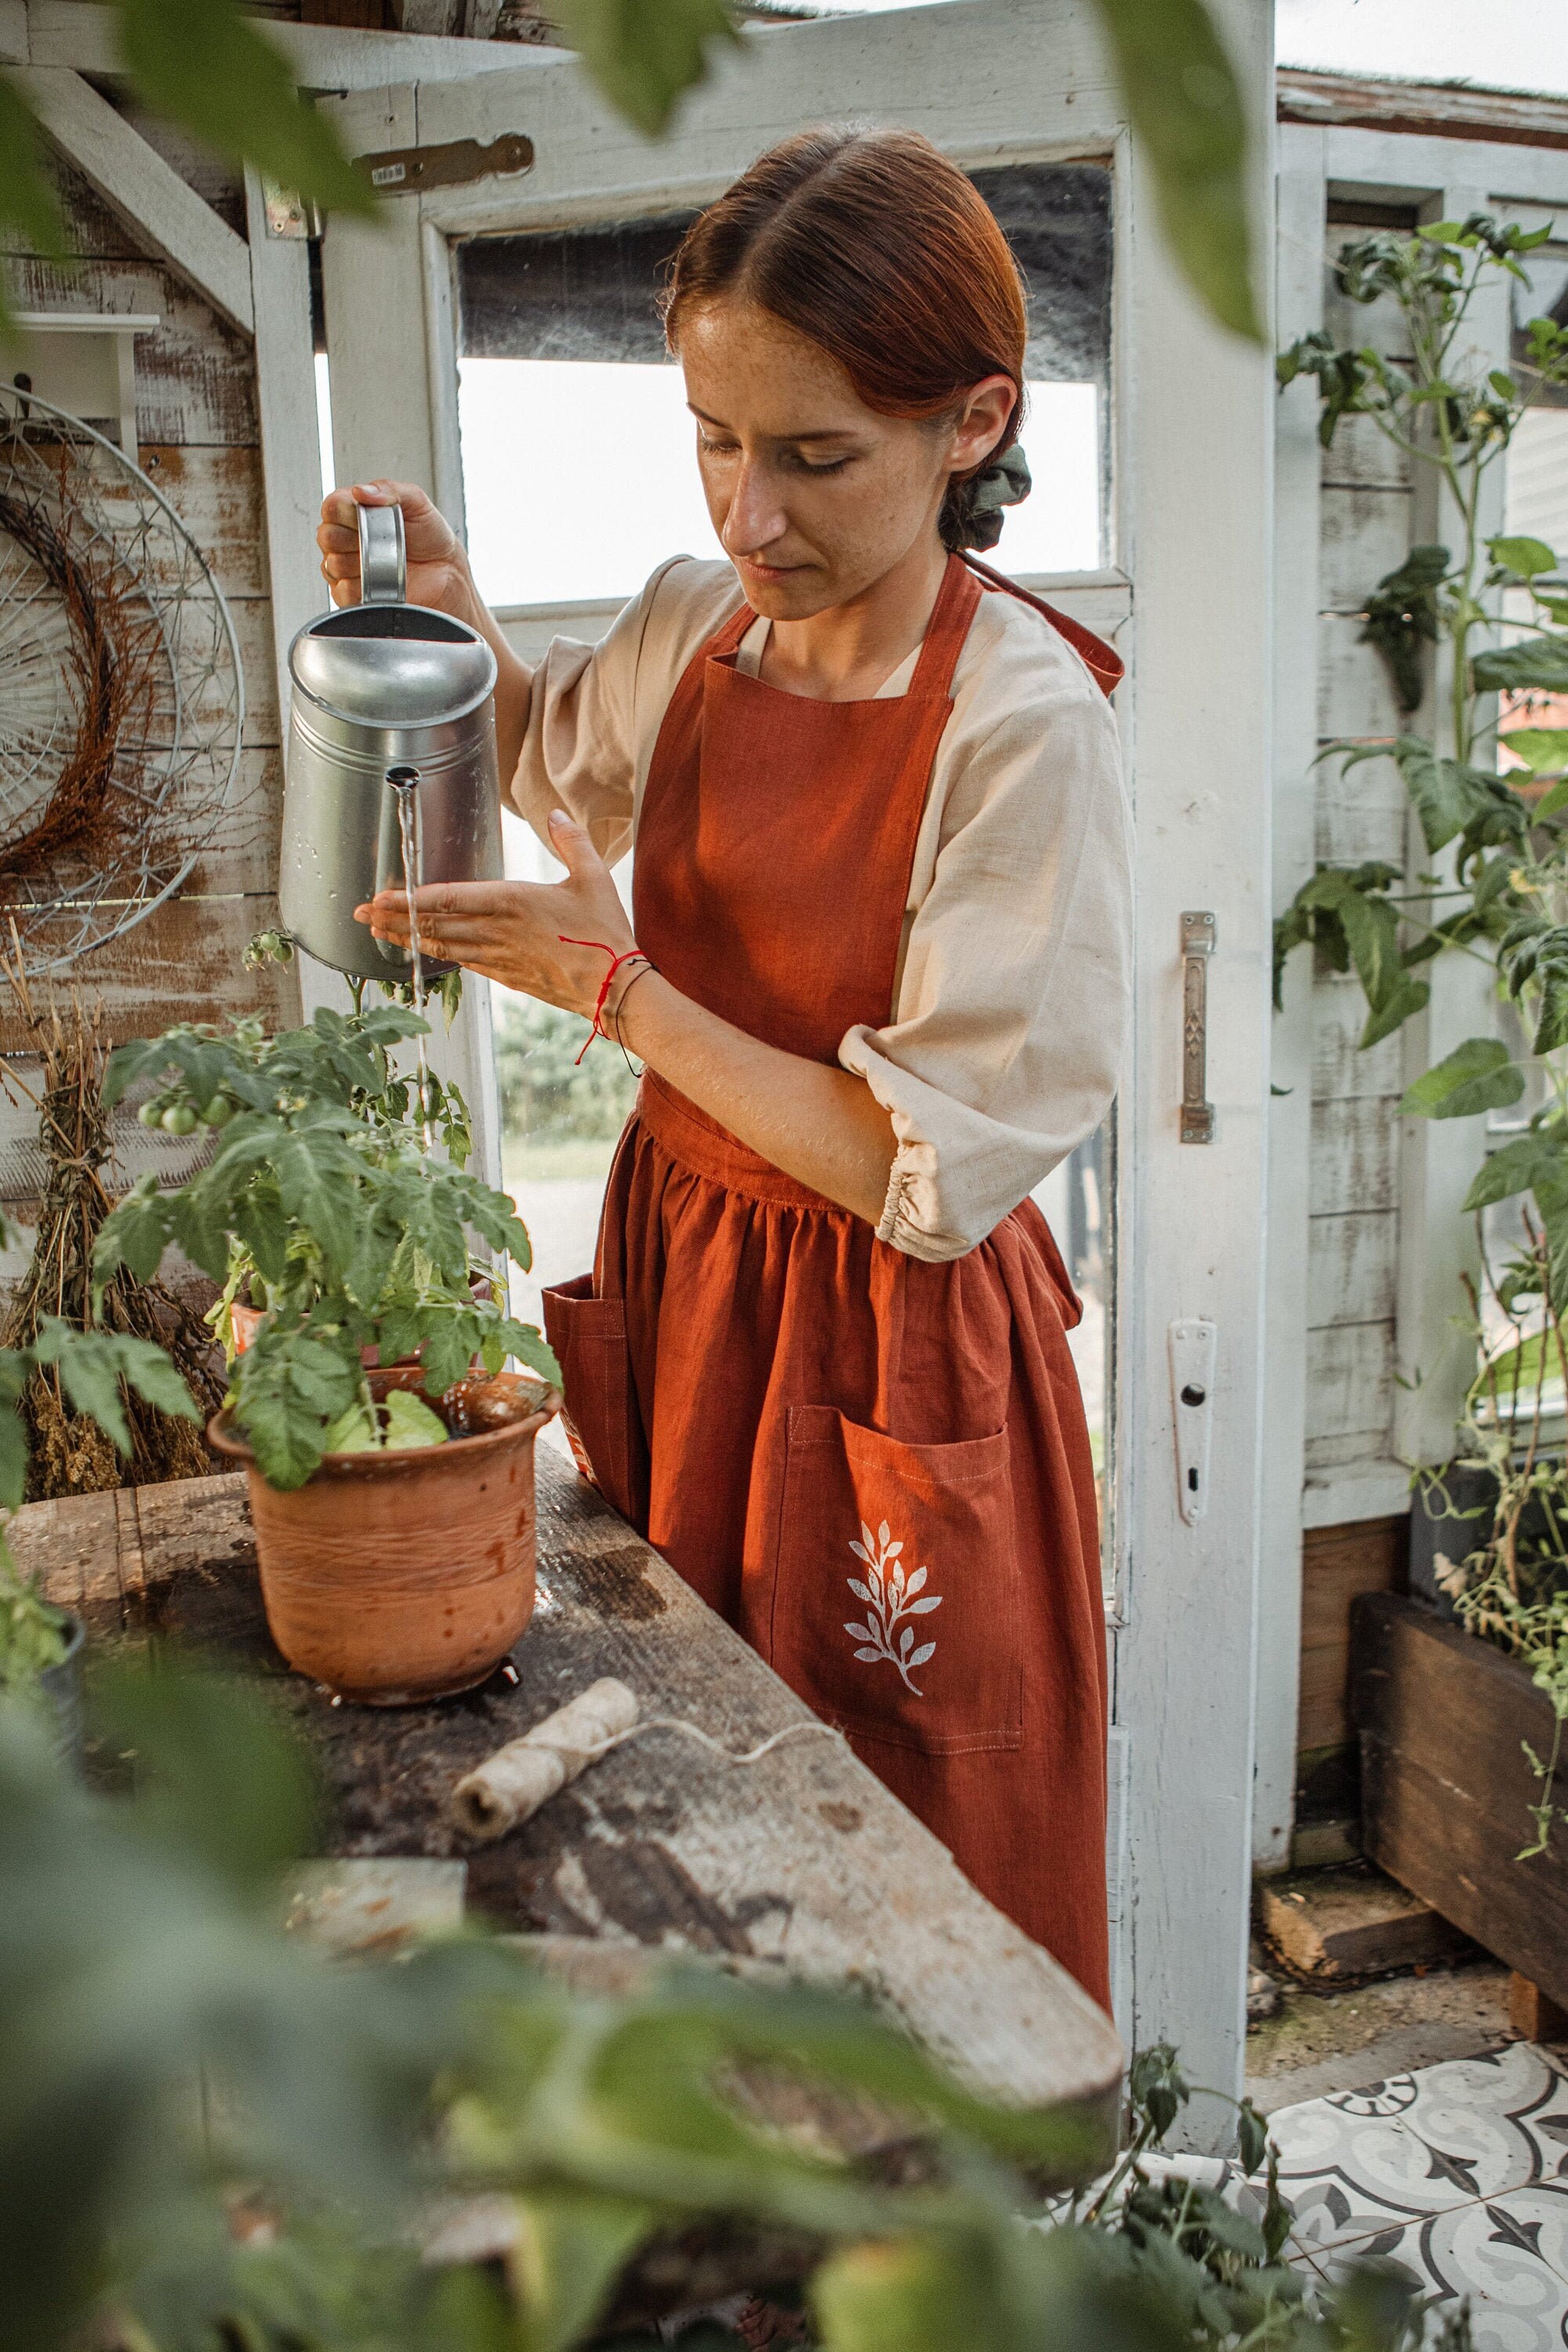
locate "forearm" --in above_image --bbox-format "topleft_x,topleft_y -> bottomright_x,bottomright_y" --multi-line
611,971 -> 896,1226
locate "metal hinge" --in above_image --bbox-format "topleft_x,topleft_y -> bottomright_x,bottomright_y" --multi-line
356,131 -> 535,196
1179,909 -> 1216,1144
261,180 -> 323,241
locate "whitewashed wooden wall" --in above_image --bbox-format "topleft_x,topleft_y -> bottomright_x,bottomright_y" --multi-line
0,129 -> 299,1222
1302,225 -> 1416,1499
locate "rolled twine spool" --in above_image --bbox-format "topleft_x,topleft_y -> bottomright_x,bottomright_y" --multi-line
452,1677 -> 638,1842
450,1679 -> 846,1844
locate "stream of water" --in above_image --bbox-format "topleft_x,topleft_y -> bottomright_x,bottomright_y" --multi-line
392,776 -> 434,1150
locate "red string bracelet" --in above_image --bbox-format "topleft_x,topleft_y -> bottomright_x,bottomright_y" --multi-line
560,938 -> 651,1063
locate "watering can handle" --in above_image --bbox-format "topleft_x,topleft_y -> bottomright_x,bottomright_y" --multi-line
358,501 -> 406,604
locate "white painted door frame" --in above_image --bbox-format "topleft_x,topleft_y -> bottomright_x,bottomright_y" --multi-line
316,0 -> 1276,2125
1256,125 -> 1568,1871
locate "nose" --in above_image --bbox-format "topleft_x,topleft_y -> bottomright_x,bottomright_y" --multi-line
720,459 -> 787,561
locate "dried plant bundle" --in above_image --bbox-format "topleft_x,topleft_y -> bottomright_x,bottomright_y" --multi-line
0,933 -> 224,1499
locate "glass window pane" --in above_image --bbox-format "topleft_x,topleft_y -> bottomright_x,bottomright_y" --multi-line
456,159 -> 1112,608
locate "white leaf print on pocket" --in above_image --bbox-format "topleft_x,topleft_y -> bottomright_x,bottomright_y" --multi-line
841,1519 -> 942,1696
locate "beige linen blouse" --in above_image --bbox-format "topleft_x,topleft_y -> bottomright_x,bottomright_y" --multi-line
509,556 -> 1133,1264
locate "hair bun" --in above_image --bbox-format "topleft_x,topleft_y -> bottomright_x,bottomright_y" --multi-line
942,443 -> 1032,553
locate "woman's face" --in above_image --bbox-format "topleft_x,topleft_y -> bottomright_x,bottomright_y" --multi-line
677,299 -> 1014,619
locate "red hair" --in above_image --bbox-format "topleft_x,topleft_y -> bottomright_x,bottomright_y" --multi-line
663,127 -> 1027,550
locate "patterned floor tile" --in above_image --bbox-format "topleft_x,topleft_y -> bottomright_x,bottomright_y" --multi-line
1268,2044 -> 1568,2348
1400,2047 -> 1568,2198
1310,2194 -> 1568,2352
1270,2046 -> 1568,2259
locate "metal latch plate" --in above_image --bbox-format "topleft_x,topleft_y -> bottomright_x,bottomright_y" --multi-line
357,132 -> 535,196
1169,1317 -> 1217,1526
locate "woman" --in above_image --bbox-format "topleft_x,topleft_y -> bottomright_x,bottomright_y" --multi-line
322,127 -> 1131,2005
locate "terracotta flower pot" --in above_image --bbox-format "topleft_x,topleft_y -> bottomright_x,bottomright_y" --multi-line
209,1368 -> 560,1705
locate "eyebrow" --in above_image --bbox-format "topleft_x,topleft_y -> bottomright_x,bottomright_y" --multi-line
688,405 -> 858,444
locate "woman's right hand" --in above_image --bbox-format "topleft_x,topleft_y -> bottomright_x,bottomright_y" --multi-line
317,480 -> 475,617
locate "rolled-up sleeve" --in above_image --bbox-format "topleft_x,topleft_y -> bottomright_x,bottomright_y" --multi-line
838,677 -> 1131,1262
507,591 -> 646,867
508,557 -> 742,869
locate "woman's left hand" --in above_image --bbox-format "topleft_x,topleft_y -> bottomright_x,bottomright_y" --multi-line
354,809 -> 635,1016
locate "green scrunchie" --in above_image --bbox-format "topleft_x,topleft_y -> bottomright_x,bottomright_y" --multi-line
958,445 -> 1033,552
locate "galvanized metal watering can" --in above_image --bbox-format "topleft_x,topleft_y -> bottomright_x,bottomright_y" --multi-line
279,502 -> 503,982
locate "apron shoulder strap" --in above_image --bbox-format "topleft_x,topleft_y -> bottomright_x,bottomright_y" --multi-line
960,553 -> 1124,699
909,554 -> 982,699
702,597 -> 757,663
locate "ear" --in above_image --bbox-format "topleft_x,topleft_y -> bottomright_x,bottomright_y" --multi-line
951,376 -> 1018,475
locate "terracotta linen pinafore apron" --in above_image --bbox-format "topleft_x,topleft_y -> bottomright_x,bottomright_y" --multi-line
543,553 -> 1122,2006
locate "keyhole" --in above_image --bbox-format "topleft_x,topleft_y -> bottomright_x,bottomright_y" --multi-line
1180,1383 -> 1206,1408
1188,1467 -> 1199,1490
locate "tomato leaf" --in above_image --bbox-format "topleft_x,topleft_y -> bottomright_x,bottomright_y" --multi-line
1091,0 -> 1262,342
546,0 -> 740,137
1400,1038 -> 1525,1120
113,0 -> 374,218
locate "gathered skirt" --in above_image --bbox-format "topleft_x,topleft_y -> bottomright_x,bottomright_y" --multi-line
543,1071 -> 1110,2006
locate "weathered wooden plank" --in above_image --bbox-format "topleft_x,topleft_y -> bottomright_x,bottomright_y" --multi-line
1309,1093 -> 1399,1214
0,151 -> 141,262
1305,1320 -> 1396,1447
5,256 -> 256,445
245,167 -> 328,754
1308,1210 -> 1399,1329
13,67 -> 253,333
1317,612 -> 1406,741
102,445 -> 267,600
1319,412 -> 1413,495
1296,1514 -> 1406,1755
1304,1427 -> 1403,1477
0,1055 -> 217,1207
12,1456 -> 1125,2125
100,100 -> 246,234
1311,971 -> 1405,1101
172,596 -> 278,749
1323,239 -> 1411,363
1320,483 -> 1414,614
10,1489 -> 123,1625
1352,1592 -> 1568,2010
177,746 -> 284,897
0,892 -> 294,1058
1314,790 -> 1407,869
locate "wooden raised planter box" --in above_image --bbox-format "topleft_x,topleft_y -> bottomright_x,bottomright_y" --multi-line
1351,1592 -> 1568,2012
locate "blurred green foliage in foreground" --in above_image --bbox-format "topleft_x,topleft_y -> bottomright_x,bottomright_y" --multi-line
0,1657 -> 1468,2352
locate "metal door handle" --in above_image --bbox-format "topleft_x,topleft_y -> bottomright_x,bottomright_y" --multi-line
1180,910 -> 1215,1144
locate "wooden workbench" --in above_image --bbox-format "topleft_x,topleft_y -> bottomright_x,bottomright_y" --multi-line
13,1445 -> 1123,2140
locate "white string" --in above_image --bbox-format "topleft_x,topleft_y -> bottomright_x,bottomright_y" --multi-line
568,1718 -> 847,1769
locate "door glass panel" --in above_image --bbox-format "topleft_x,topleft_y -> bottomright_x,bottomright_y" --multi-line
456,165 -> 1116,1439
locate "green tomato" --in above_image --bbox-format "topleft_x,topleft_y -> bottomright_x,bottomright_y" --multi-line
199,1095 -> 234,1128
137,1099 -> 164,1129
162,1104 -> 198,1137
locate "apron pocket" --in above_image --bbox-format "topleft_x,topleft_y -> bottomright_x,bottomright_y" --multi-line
771,1405 -> 1022,1756
542,1274 -> 643,1527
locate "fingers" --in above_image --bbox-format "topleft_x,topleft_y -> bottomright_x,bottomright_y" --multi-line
368,881 -> 518,917
546,806 -> 606,877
